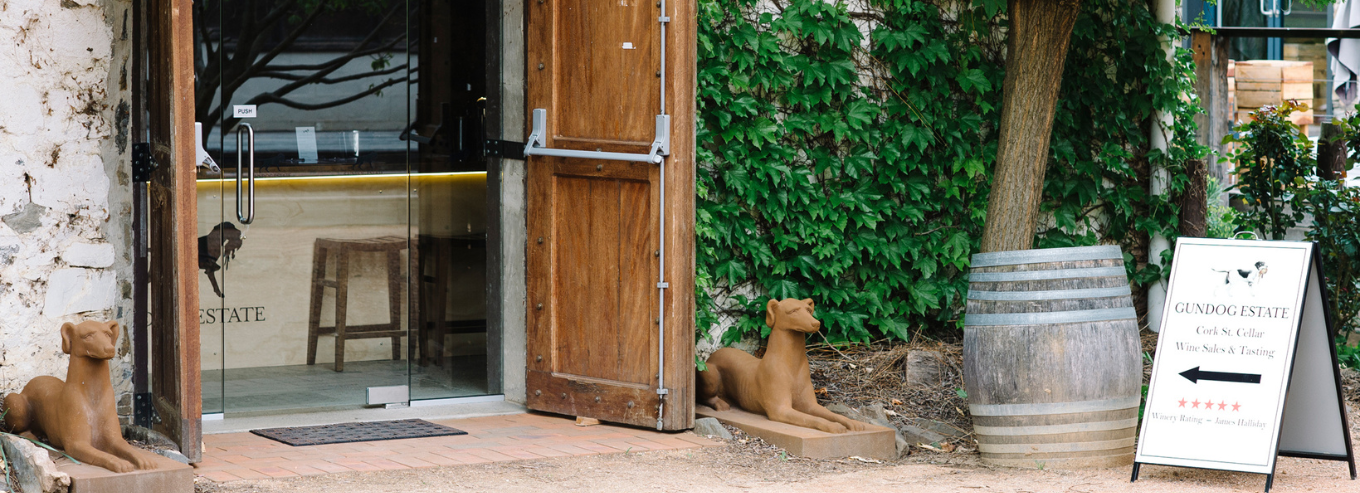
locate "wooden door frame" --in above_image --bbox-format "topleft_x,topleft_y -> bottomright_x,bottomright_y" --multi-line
663,0 -> 698,430
142,0 -> 202,462
522,0 -> 696,430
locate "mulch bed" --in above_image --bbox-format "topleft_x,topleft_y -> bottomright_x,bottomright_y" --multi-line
801,339 -> 974,449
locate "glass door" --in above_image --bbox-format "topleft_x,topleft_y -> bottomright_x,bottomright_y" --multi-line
194,0 -> 495,416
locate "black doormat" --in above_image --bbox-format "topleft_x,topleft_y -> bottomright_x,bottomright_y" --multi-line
250,419 -> 467,446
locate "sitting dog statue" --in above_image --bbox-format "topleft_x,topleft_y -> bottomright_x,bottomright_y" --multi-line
697,298 -> 868,434
2,321 -> 158,473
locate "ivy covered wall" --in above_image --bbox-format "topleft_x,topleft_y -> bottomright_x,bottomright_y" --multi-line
695,0 -> 1203,345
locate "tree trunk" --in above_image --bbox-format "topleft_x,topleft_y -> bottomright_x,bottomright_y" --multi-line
979,0 -> 1083,253
1318,123 -> 1348,181
1178,159 -> 1207,238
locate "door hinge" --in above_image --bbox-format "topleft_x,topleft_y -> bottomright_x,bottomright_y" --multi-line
132,143 -> 156,182
484,139 -> 527,160
134,392 -> 159,427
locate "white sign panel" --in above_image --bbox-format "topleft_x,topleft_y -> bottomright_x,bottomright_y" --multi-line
295,127 -> 319,163
233,105 -> 257,118
1135,238 -> 1354,482
1278,263 -> 1351,460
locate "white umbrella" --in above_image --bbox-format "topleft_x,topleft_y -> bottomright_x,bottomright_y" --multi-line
1329,0 -> 1360,112
1327,1 -> 1360,185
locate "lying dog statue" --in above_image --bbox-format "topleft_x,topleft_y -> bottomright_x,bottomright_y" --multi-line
697,298 -> 868,434
3,321 -> 158,473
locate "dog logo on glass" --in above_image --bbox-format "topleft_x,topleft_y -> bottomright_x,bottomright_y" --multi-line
198,222 -> 244,298
1210,261 -> 1268,298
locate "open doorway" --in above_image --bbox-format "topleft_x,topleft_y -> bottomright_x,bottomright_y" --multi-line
191,0 -> 501,417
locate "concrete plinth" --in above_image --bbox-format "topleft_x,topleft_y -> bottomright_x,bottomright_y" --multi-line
696,405 -> 896,460
55,452 -> 193,493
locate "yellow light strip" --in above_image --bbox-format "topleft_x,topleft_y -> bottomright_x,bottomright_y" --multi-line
195,171 -> 486,184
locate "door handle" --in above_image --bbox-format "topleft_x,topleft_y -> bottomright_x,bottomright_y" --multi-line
1280,0 -> 1291,15
195,122 -> 220,173
236,123 -> 256,224
1260,0 -> 1276,16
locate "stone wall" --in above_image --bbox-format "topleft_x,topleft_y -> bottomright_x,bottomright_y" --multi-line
0,0 -> 135,421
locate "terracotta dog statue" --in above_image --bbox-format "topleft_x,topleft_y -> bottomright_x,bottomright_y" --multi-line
697,298 -> 868,434
2,321 -> 157,473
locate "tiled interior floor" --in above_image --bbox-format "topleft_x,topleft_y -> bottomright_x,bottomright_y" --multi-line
203,356 -> 489,415
195,412 -> 720,481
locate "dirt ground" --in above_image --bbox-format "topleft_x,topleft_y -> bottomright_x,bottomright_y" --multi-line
196,339 -> 1360,492
194,436 -> 1360,493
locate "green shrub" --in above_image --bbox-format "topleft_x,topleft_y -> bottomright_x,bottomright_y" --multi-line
1224,102 -> 1360,365
695,0 -> 1202,343
1205,176 -> 1240,239
1222,101 -> 1315,240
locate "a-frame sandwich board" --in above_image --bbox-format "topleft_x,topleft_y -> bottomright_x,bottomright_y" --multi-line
1131,238 -> 1354,492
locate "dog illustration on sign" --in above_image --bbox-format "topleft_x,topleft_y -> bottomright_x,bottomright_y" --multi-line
696,298 -> 869,434
1210,261 -> 1268,297
2,321 -> 160,473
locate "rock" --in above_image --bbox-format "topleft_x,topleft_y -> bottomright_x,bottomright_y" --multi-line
154,449 -> 191,465
906,418 -> 968,439
904,350 -> 945,387
62,242 -> 114,268
1,434 -> 71,493
899,423 -> 948,446
864,402 -> 891,424
41,268 -> 117,317
2,202 -> 46,234
824,402 -> 856,417
0,244 -> 18,266
693,417 -> 733,440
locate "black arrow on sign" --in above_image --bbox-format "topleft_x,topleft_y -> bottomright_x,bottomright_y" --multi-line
1179,366 -> 1262,384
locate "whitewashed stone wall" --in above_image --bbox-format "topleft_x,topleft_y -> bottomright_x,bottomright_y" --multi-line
0,0 -> 135,421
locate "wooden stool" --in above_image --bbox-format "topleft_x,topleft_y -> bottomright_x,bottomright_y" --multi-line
307,236 -> 408,372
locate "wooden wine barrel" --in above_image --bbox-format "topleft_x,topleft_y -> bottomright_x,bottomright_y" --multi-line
963,245 -> 1142,469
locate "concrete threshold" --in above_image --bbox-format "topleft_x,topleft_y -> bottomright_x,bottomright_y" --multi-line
202,395 -> 526,434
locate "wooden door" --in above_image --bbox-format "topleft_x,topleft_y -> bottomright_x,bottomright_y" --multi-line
146,0 -> 202,461
525,0 -> 695,429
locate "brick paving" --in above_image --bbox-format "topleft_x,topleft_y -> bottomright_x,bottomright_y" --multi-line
194,413 -> 721,482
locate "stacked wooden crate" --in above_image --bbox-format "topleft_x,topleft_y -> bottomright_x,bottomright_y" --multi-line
1282,43 -> 1329,114
1230,60 -> 1315,129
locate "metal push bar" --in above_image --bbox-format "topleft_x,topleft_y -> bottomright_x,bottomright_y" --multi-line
522,108 -> 670,163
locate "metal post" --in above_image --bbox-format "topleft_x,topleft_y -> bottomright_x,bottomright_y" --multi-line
1148,0 -> 1178,333
654,0 -> 671,431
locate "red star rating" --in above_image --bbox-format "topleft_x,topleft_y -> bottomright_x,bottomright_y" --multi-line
1176,397 -> 1243,413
